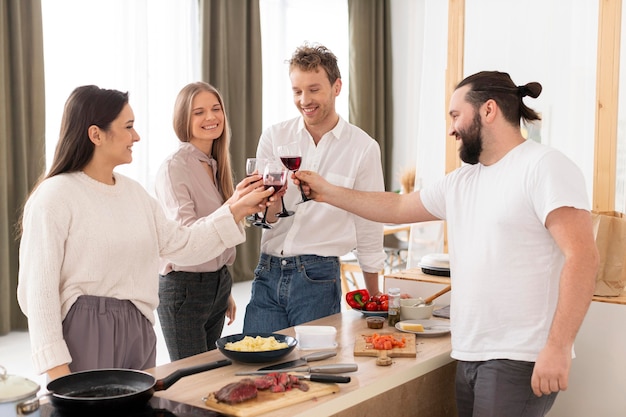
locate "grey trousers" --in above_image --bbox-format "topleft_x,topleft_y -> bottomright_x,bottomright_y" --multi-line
62,295 -> 156,372
157,266 -> 232,361
456,359 -> 558,417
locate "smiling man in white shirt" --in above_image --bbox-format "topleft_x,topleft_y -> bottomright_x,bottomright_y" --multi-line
242,43 -> 386,333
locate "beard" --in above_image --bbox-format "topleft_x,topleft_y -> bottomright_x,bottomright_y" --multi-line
457,112 -> 483,165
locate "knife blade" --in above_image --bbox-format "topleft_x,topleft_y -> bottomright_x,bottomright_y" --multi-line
236,363 -> 358,376
297,374 -> 351,384
257,350 -> 337,371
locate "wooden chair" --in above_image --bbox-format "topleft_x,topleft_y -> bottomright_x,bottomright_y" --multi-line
339,252 -> 385,309
383,233 -> 409,273
340,252 -> 361,297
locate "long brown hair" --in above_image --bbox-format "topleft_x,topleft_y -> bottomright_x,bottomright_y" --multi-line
172,82 -> 234,201
17,85 -> 128,237
47,85 -> 129,179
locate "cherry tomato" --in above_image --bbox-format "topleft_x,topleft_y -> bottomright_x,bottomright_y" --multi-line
371,295 -> 381,303
380,300 -> 389,311
365,301 -> 379,311
379,294 -> 389,302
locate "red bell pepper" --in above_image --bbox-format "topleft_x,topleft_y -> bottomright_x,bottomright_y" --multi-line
346,289 -> 370,309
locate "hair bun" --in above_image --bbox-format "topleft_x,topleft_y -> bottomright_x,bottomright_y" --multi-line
518,82 -> 542,99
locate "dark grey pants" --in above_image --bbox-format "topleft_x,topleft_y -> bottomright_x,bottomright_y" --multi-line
456,359 -> 558,417
62,295 -> 156,372
157,266 -> 232,361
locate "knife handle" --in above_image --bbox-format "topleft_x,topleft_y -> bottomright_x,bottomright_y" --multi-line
308,363 -> 358,373
303,350 -> 338,362
308,374 -> 351,384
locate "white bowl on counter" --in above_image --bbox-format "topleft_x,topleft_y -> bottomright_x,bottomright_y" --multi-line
400,299 -> 435,320
294,325 -> 337,350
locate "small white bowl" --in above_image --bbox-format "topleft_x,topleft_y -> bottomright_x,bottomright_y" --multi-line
400,299 -> 435,320
294,325 -> 337,350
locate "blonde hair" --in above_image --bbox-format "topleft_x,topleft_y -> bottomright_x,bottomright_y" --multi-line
172,82 -> 234,201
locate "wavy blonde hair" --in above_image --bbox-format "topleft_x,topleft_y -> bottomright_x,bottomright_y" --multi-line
172,82 -> 234,201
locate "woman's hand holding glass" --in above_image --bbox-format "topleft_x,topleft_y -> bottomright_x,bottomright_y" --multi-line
227,177 -> 274,223
244,158 -> 269,223
253,161 -> 288,229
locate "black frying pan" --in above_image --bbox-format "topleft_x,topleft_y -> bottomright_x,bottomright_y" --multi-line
46,359 -> 231,414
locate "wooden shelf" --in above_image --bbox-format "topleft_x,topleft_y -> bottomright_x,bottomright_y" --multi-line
384,268 -> 450,285
385,268 -> 626,306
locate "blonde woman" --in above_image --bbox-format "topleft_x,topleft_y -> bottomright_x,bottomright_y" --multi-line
155,82 -> 257,360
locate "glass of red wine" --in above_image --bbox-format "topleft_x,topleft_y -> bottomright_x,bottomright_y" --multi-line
253,161 -> 287,229
277,142 -> 310,204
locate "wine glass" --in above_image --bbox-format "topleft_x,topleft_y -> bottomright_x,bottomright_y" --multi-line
245,158 -> 264,223
272,151 -> 295,217
277,142 -> 310,204
253,161 -> 287,229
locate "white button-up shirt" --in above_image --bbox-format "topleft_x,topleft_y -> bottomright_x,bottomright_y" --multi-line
257,116 -> 386,273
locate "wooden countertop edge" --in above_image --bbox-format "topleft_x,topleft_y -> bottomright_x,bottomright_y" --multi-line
291,349 -> 455,417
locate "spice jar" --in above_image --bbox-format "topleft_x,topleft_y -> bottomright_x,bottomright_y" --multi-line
366,316 -> 385,329
387,288 -> 401,326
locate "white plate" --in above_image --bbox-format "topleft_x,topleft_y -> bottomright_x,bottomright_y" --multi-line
359,309 -> 388,318
395,319 -> 451,337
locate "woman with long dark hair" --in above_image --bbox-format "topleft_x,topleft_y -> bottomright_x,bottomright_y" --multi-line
17,85 -> 271,380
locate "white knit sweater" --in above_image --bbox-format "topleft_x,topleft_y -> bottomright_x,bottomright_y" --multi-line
17,171 -> 245,374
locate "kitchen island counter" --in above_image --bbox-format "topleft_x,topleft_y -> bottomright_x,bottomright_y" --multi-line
146,312 -> 456,417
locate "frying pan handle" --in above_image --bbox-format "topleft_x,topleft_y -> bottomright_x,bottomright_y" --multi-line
156,359 -> 232,391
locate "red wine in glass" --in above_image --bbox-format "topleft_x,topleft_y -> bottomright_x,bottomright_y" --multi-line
278,142 -> 310,204
280,156 -> 301,171
253,164 -> 287,229
275,155 -> 301,217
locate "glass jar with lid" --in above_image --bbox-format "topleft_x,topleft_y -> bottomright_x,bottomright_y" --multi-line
387,287 -> 401,326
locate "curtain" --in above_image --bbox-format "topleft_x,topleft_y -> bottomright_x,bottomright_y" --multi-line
199,0 -> 263,282
347,0 -> 394,190
0,0 -> 45,334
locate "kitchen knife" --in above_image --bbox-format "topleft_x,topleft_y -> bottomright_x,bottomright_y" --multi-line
236,363 -> 358,376
257,350 -> 337,371
297,374 -> 351,384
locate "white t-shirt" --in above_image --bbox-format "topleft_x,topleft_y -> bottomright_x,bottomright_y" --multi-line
420,140 -> 590,362
257,116 -> 386,273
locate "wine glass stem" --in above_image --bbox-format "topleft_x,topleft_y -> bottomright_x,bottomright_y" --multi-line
262,206 -> 270,224
295,170 -> 309,201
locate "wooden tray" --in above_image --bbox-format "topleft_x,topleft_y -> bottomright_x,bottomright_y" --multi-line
353,332 -> 417,357
204,380 -> 339,417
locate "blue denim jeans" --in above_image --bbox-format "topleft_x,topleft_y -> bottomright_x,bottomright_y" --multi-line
456,359 -> 558,417
243,254 -> 341,333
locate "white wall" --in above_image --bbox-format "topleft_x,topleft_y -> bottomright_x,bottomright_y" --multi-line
390,0 -> 448,193
549,302 -> 626,417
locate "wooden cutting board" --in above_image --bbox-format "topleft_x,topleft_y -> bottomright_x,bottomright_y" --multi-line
353,332 -> 417,357
204,380 -> 339,417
